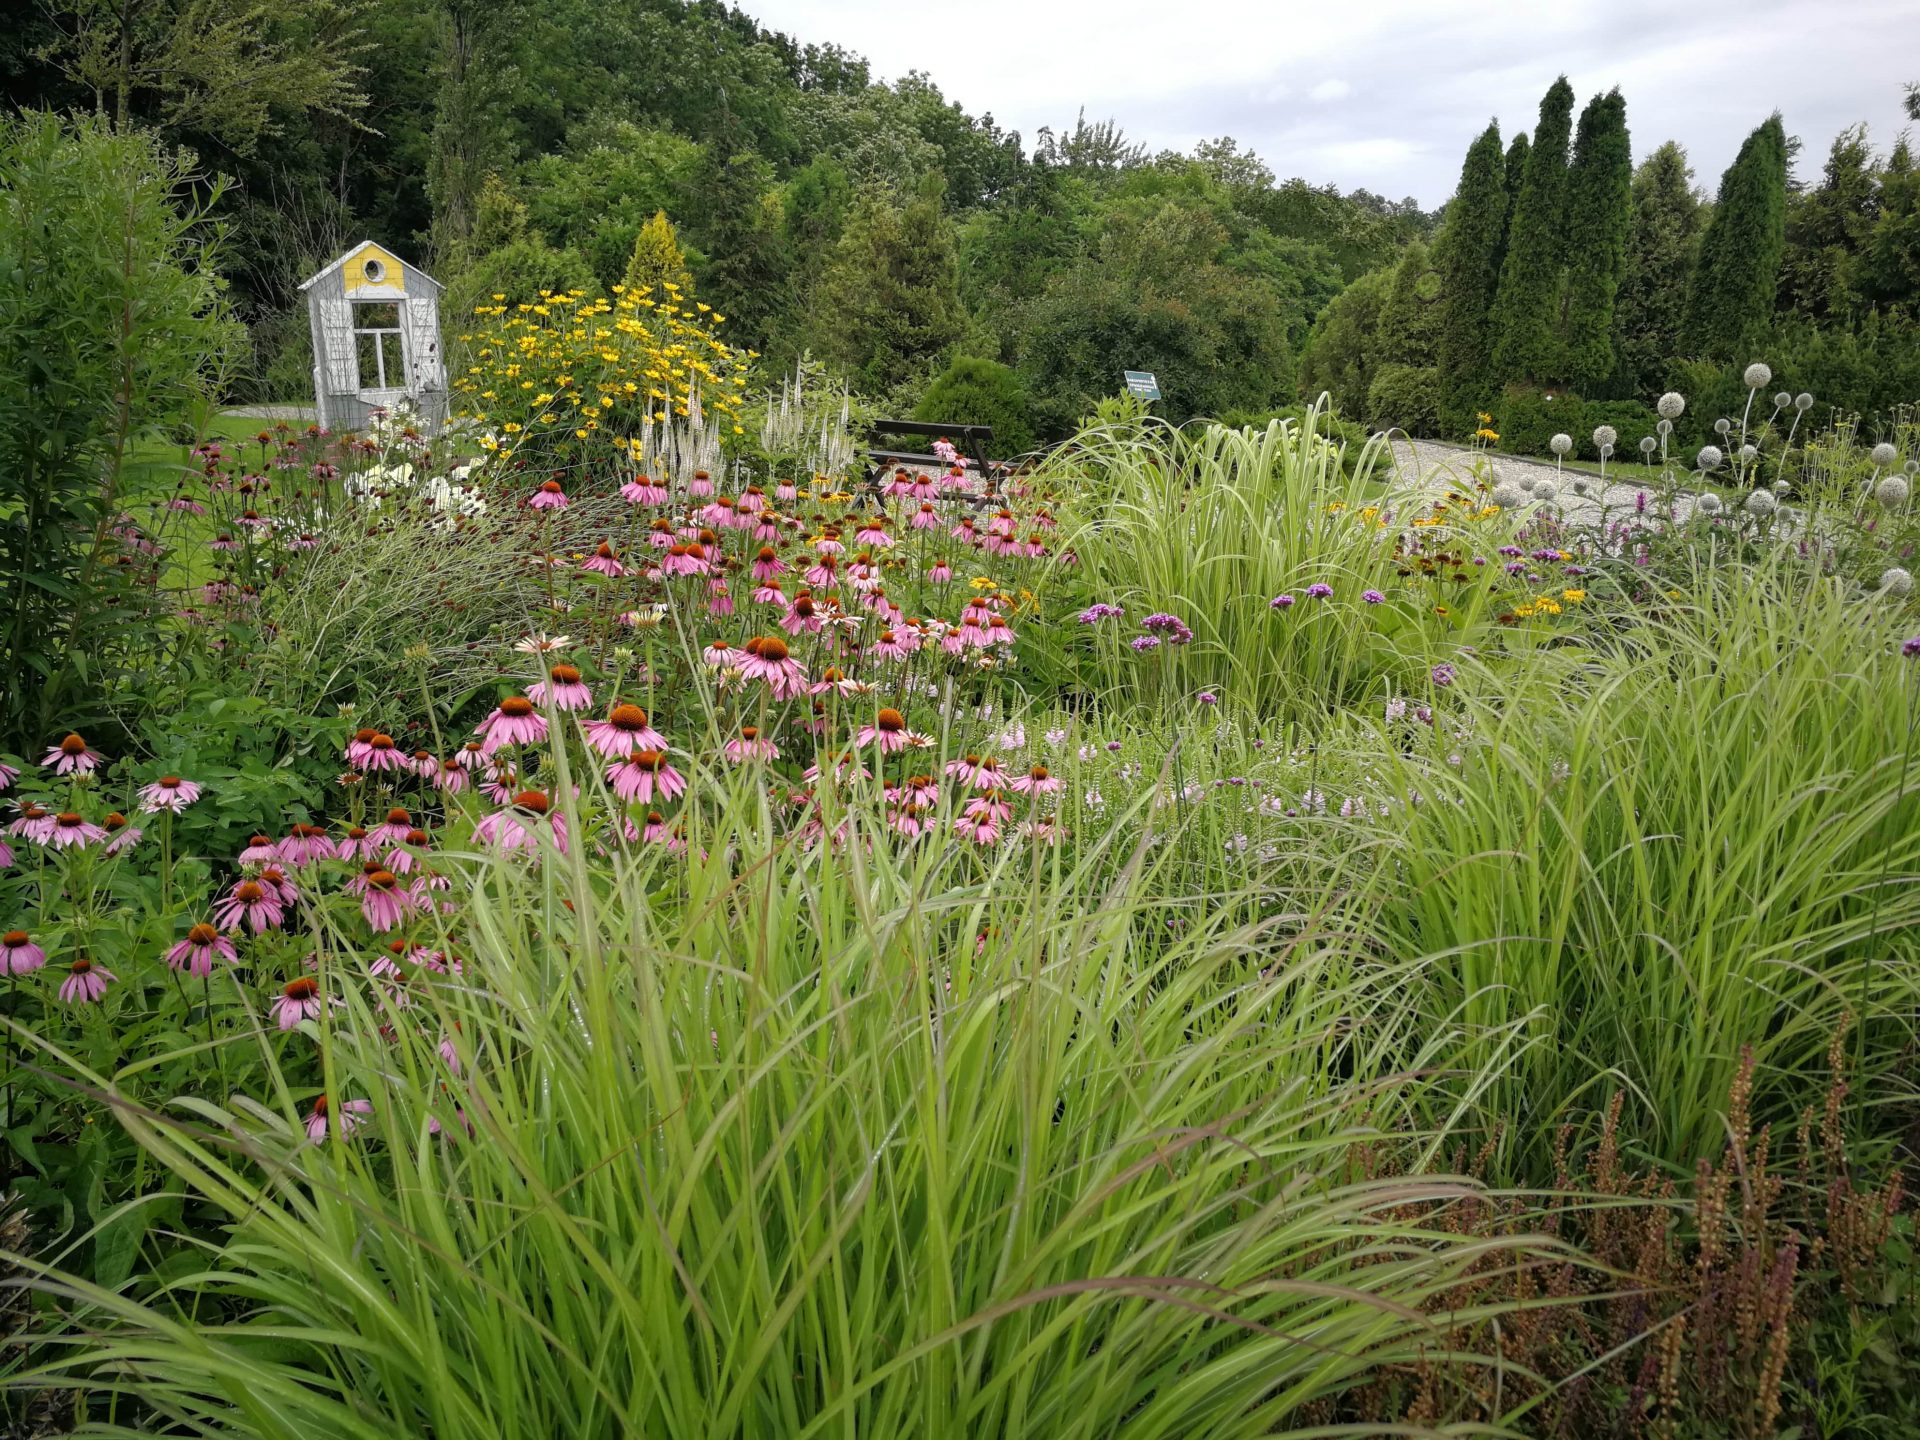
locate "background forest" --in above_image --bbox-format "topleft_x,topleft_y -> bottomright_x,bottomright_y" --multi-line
2,0 -> 1916,453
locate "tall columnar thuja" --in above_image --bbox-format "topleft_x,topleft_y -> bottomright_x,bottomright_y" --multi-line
1561,88 -> 1633,392
1490,76 -> 1575,385
1434,121 -> 1512,433
1685,113 -> 1789,361
1616,141 -> 1705,395
1497,129 -> 1531,272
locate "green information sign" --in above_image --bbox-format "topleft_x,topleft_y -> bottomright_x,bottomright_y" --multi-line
1122,370 -> 1161,401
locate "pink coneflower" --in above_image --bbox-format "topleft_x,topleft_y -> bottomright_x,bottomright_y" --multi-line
412,749 -> 439,778
584,704 -> 667,757
214,877 -> 285,934
273,975 -> 326,1029
954,812 -> 1001,845
661,542 -> 712,578
608,749 -> 685,804
1019,817 -> 1064,845
59,956 -> 114,1004
369,807 -> 414,848
779,594 -> 824,637
1010,764 -> 1062,795
305,1095 -> 372,1142
101,813 -> 141,855
2,930 -> 46,974
689,470 -> 715,498
476,696 -> 549,755
855,708 -> 914,753
708,582 -> 734,618
255,864 -> 299,906
344,728 -> 379,767
361,733 -> 408,772
47,811 -> 107,850
701,639 -> 737,670
434,757 -> 469,793
138,775 -> 202,813
725,725 -> 779,762
964,789 -> 1015,825
165,923 -> 236,977
530,663 -> 593,712
166,496 -> 207,514
209,533 -> 239,552
928,562 -> 952,584
528,479 -> 570,510
740,635 -> 808,699
42,733 -> 103,776
621,474 -> 668,505
359,869 -> 415,932
579,541 -> 626,577
751,546 -> 785,581
454,740 -> 488,771
0,838 -> 13,868
0,763 -> 17,792
474,790 -> 570,854
278,823 -> 336,866
387,827 -> 433,874
8,804 -> 55,844
333,824 -> 376,861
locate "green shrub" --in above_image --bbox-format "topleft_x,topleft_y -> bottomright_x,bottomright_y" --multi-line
1494,382 -> 1583,457
1579,398 -> 1658,458
1365,362 -> 1442,436
914,355 -> 1037,456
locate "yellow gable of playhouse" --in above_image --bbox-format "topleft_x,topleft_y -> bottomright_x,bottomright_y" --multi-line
343,244 -> 405,294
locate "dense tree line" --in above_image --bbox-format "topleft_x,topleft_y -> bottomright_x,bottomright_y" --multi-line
4,0 -> 1430,445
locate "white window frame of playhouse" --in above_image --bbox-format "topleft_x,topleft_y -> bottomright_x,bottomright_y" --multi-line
351,299 -> 408,392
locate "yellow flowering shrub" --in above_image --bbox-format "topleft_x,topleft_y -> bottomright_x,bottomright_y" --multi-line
452,285 -> 753,463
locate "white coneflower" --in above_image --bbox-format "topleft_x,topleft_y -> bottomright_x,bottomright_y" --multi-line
1549,433 -> 1572,456
1743,362 -> 1772,389
1744,489 -> 1777,517
1876,475 -> 1910,508
1879,567 -> 1913,598
1696,445 -> 1724,471
1696,492 -> 1724,516
1491,481 -> 1528,508
1871,442 -> 1899,467
1657,392 -> 1686,420
1592,424 -> 1617,451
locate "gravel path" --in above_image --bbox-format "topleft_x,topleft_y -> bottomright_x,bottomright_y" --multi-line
225,404 -> 318,422
1387,437 -> 1711,527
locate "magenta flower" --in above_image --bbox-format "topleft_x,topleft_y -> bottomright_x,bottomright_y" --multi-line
474,791 -> 570,854
527,480 -> 570,510
1009,765 -> 1062,795
138,775 -> 202,814
0,763 -> 17,792
1431,662 -> 1457,687
583,704 -> 666,758
529,664 -> 593,712
59,957 -> 115,1004
278,824 -> 338,866
47,812 -> 107,850
741,636 -> 808,699
1305,583 -> 1334,600
213,878 -> 286,934
0,838 -> 12,869
1903,636 -> 1920,658
855,709 -> 914,754
724,726 -> 779,762
102,819 -> 142,856
1362,589 -> 1386,604
165,923 -> 237,977
620,476 -> 668,505
607,750 -> 685,804
42,733 -> 104,775
477,696 -> 549,756
305,1095 -> 372,1143
359,870 -> 417,932
578,541 -> 626,577
2,930 -> 46,974
273,976 -> 327,1030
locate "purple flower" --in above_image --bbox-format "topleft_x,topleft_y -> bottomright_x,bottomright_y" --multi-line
1130,635 -> 1161,651
1197,692 -> 1218,705
1362,589 -> 1385,605
1141,612 -> 1194,644
1304,583 -> 1334,600
1904,636 -> 1920,658
1430,663 -> 1456,688
1269,594 -> 1295,610
1078,602 -> 1125,625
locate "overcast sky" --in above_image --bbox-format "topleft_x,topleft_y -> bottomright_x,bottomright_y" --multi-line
743,0 -> 1918,207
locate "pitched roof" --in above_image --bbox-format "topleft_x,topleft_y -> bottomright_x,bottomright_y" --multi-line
299,240 -> 443,293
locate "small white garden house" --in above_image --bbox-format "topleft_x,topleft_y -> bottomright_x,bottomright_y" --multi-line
301,241 -> 447,432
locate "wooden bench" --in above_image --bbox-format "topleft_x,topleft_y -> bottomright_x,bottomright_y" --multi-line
865,419 -> 997,490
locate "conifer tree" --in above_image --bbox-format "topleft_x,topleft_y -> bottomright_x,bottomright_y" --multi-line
1490,77 -> 1575,384
1616,142 -> 1703,393
1433,122 -> 1511,432
621,211 -> 695,300
1561,89 -> 1633,392
1495,130 -> 1530,273
1377,237 -> 1440,365
1684,114 -> 1788,360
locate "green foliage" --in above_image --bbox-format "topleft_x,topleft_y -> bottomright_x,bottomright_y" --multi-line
1579,398 -> 1658,456
1299,267 -> 1392,418
914,356 -> 1036,455
1616,142 -> 1704,395
1433,123 -> 1511,434
521,123 -> 701,288
1561,89 -> 1632,393
1685,114 -> 1789,361
1494,381 -> 1583,457
619,210 -> 695,300
1374,238 -> 1441,366
442,177 -> 596,344
1490,76 -> 1575,384
1366,363 -> 1442,435
813,184 -> 966,397
0,112 -> 240,749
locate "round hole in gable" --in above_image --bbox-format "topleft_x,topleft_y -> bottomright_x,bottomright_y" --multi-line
362,258 -> 386,283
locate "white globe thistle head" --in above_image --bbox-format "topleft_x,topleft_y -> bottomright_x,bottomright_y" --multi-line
1657,391 -> 1686,420
1739,444 -> 1758,462
1490,481 -> 1527,508
1880,566 -> 1913,598
1518,476 -> 1536,494
1771,478 -> 1792,494
1533,479 -> 1558,502
1572,477 -> 1590,496
1593,424 -> 1617,449
1794,392 -> 1814,411
1743,362 -> 1772,389
1696,492 -> 1724,515
1871,442 -> 1899,466
1696,444 -> 1724,471
1639,436 -> 1658,455
1744,488 -> 1776,517
1875,475 -> 1910,508
1549,432 -> 1572,456
1713,417 -> 1732,436
1656,418 -> 1673,437
1907,460 -> 1920,476
1772,391 -> 1791,410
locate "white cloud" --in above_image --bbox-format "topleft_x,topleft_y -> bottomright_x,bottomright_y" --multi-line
741,0 -> 1920,205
